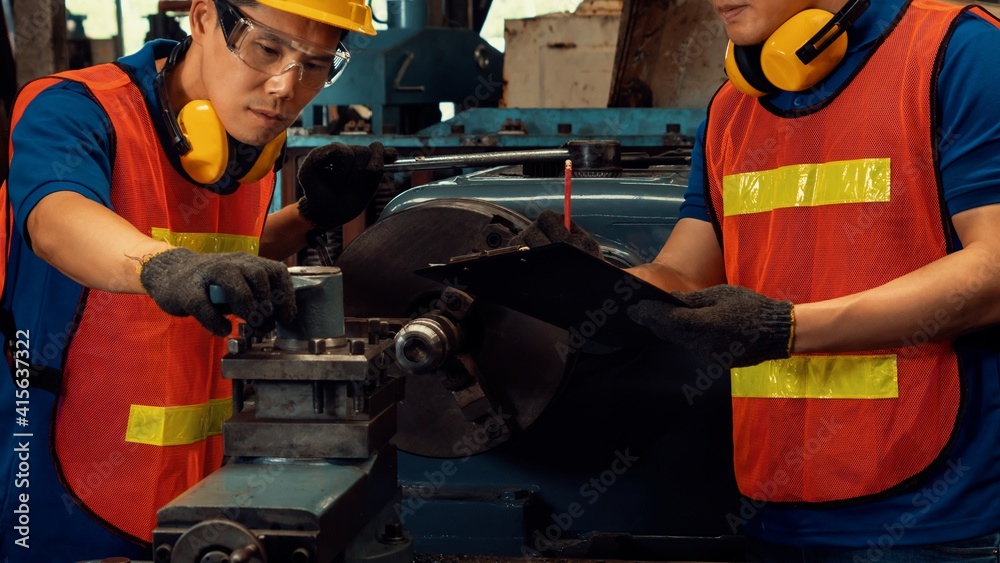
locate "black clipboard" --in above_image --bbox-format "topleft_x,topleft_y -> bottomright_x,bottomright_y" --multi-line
415,243 -> 686,346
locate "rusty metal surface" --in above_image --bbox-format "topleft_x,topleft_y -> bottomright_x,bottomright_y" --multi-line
336,199 -> 573,458
609,0 -> 728,109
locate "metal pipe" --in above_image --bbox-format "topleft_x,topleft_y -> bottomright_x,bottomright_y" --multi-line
387,0 -> 429,30
115,0 -> 126,59
384,149 -> 571,172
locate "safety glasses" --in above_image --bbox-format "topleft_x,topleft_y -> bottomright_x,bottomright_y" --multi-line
214,0 -> 350,89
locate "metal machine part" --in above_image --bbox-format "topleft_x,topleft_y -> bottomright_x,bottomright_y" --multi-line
383,140 -> 675,176
385,148 -> 570,172
165,520 -> 265,563
275,266 -> 346,342
394,313 -> 463,374
154,267 -> 412,563
337,199 -> 574,458
342,174 -> 744,559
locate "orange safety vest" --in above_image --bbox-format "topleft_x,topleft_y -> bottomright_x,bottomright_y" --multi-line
3,63 -> 274,542
704,0 -> 993,505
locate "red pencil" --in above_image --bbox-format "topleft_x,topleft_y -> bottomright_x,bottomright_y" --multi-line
564,159 -> 573,231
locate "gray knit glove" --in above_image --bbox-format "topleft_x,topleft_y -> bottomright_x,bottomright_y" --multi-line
509,210 -> 602,259
627,284 -> 793,368
140,248 -> 297,337
297,142 -> 398,230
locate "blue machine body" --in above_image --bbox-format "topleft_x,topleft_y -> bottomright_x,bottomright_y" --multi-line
303,27 -> 504,135
290,107 -> 705,152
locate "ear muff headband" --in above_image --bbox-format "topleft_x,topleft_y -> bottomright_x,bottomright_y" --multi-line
724,0 -> 870,97
154,37 -> 285,185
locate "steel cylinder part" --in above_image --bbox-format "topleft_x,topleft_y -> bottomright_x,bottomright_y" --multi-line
394,314 -> 462,374
276,266 -> 346,341
387,0 -> 428,30
567,140 -> 623,177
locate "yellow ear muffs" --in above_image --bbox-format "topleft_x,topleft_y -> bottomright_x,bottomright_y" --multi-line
240,130 -> 286,183
176,100 -> 229,185
724,0 -> 868,97
156,38 -> 286,187
760,9 -> 849,92
725,41 -> 773,97
175,101 -> 286,185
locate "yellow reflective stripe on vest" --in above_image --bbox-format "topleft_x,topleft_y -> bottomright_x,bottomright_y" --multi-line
723,158 -> 891,217
151,228 -> 260,255
732,355 -> 899,399
125,398 -> 233,446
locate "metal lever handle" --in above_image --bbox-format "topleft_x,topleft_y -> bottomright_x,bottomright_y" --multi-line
384,149 -> 571,172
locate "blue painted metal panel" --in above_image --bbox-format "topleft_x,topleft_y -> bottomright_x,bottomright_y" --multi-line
303,28 -> 504,133
289,107 -> 704,155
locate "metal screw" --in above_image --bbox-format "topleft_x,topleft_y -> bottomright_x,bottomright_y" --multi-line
154,545 -> 172,563
227,338 -> 247,355
307,339 -> 327,354
380,522 -> 408,545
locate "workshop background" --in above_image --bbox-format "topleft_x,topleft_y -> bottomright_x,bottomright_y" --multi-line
3,0 -> 1000,562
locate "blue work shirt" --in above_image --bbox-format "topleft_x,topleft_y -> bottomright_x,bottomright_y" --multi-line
681,0 -> 1000,548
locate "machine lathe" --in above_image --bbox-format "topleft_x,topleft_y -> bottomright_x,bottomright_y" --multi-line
137,141 -> 744,563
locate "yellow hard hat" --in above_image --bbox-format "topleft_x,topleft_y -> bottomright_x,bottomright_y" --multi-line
256,0 -> 376,36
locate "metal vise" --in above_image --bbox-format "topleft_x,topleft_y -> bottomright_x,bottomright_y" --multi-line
152,267 -> 411,563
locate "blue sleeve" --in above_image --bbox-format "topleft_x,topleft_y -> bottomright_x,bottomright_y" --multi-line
938,12 -> 1000,217
7,81 -> 114,243
678,119 -> 711,222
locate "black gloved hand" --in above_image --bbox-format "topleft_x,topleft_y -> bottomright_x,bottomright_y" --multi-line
140,248 -> 297,337
297,142 -> 399,230
509,209 -> 602,259
627,284 -> 793,368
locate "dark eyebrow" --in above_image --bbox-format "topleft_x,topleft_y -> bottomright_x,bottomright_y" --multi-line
257,30 -> 336,63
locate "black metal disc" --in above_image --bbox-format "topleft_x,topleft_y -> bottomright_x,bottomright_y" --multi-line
337,198 -> 573,458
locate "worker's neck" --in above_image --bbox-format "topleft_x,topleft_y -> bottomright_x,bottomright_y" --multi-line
163,44 -> 208,114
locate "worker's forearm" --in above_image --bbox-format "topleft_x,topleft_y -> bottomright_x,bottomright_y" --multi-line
625,262 -> 699,292
259,204 -> 315,260
793,243 -> 1000,353
26,192 -> 171,294
627,218 -> 727,292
